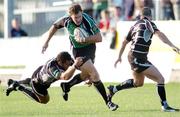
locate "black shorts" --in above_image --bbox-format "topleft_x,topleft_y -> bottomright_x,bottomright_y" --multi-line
72,44 -> 96,64
128,51 -> 152,73
31,80 -> 48,96
31,66 -> 49,96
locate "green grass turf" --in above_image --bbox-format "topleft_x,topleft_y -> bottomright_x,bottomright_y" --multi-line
0,83 -> 180,117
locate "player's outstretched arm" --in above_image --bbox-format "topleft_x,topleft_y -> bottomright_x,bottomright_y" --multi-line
114,39 -> 129,68
155,30 -> 180,54
42,25 -> 58,54
41,17 -> 65,54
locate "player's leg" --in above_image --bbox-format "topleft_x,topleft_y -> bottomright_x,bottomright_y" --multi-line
107,71 -> 144,101
6,79 -> 49,104
30,80 -> 49,104
61,73 -> 84,93
19,65 -> 50,103
71,45 -> 118,111
19,83 -> 49,104
18,78 -> 31,86
107,55 -> 146,100
80,59 -> 118,111
143,65 -> 179,112
6,77 -> 33,97
64,45 -> 94,89
19,79 -> 50,104
61,73 -> 85,101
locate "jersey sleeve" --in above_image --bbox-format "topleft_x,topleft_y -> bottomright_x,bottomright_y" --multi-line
83,13 -> 100,35
91,20 -> 100,34
126,26 -> 134,42
49,65 -> 64,80
151,22 -> 159,33
53,14 -> 69,29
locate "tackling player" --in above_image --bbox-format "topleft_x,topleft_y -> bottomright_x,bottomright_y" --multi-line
6,51 -> 83,104
108,7 -> 180,112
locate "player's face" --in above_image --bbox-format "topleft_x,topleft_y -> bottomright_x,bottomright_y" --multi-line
63,60 -> 74,70
71,12 -> 83,26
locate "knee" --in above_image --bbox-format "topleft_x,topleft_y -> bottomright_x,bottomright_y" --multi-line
157,77 -> 165,84
40,95 -> 49,104
41,100 -> 49,104
89,71 -> 100,82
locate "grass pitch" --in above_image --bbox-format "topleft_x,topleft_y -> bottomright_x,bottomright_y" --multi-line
0,83 -> 180,117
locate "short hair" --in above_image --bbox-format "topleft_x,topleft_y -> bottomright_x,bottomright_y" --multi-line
56,51 -> 72,64
141,7 -> 152,17
68,4 -> 82,15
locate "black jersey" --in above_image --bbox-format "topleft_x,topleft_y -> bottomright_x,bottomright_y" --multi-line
126,17 -> 159,58
34,58 -> 65,87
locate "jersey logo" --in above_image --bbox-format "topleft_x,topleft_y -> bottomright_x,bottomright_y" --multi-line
143,19 -> 154,42
143,29 -> 152,42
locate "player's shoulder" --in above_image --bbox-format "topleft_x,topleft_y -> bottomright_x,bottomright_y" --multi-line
60,14 -> 71,22
150,20 -> 156,26
82,13 -> 92,19
82,13 -> 96,23
45,58 -> 57,67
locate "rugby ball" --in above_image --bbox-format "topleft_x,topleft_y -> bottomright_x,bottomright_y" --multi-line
74,27 -> 89,42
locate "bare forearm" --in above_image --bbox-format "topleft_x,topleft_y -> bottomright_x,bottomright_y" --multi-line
156,31 -> 175,47
45,25 -> 58,43
61,65 -> 76,80
85,33 -> 102,43
118,40 -> 128,58
118,45 -> 126,59
155,31 -> 180,54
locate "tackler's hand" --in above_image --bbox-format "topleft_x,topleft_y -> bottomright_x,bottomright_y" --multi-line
73,57 -> 84,69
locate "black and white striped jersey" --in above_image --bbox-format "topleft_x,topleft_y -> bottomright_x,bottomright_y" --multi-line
126,17 -> 159,58
36,58 -> 65,87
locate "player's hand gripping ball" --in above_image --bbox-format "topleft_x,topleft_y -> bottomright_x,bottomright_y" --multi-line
74,27 -> 89,43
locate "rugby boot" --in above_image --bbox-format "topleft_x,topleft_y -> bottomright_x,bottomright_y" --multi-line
60,82 -> 70,101
107,85 -> 115,101
107,101 -> 119,111
162,106 -> 180,112
6,79 -> 19,96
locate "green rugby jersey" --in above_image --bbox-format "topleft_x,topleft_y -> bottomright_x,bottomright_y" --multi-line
54,13 -> 100,48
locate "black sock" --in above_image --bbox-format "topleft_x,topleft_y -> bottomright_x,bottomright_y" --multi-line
93,80 -> 108,104
65,73 -> 83,89
18,85 -> 40,102
18,78 -> 31,85
116,79 -> 135,91
157,84 -> 167,106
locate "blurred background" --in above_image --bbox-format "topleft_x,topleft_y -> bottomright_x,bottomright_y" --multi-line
0,0 -> 180,85
0,0 -> 180,38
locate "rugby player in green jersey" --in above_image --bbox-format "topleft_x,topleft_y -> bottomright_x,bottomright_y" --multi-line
41,4 -> 118,111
